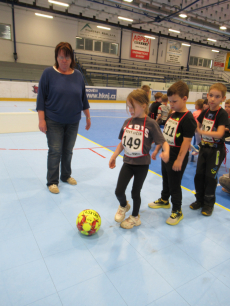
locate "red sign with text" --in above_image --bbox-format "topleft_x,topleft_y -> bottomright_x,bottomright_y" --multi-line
130,32 -> 150,60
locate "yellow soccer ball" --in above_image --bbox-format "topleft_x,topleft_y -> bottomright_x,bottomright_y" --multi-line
76,209 -> 101,236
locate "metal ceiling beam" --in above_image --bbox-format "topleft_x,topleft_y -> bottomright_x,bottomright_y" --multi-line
187,0 -> 229,13
100,0 -> 230,37
1,0 -> 230,51
153,0 -> 201,23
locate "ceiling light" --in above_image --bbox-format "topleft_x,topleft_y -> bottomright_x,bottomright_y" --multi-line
97,26 -> 111,30
220,26 -> 227,30
179,14 -> 187,18
123,0 -> 133,2
182,43 -> 191,46
144,35 -> 156,39
207,38 -> 217,42
212,50 -> 219,52
48,0 -> 69,6
76,37 -> 82,39
35,13 -> 53,18
118,16 -> 133,22
169,29 -> 180,33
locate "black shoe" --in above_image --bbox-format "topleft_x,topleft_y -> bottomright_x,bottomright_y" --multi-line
189,201 -> 202,210
201,205 -> 214,216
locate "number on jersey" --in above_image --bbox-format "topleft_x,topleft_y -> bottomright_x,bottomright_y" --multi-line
123,136 -> 141,150
164,124 -> 175,137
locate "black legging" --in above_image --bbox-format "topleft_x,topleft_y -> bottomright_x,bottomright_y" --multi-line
194,146 -> 226,207
161,152 -> 189,212
115,163 -> 149,216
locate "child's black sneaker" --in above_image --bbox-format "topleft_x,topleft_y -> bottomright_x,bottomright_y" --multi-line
166,210 -> 183,225
148,198 -> 170,209
201,205 -> 214,216
189,201 -> 202,210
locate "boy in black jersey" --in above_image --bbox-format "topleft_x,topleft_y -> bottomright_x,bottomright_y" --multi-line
190,83 -> 229,216
148,92 -> 163,120
148,81 -> 197,225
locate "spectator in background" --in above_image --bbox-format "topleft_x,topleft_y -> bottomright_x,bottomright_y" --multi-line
156,94 -> 170,126
193,99 -> 204,145
141,85 -> 152,103
225,99 -> 230,118
203,98 -> 209,110
148,92 -> 163,120
193,99 -> 204,121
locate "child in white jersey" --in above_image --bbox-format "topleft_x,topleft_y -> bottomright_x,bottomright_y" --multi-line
156,94 -> 170,126
109,89 -> 169,229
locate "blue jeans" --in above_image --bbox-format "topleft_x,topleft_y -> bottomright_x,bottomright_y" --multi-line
46,117 -> 79,186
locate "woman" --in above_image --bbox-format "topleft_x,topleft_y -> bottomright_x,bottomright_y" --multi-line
36,42 -> 90,194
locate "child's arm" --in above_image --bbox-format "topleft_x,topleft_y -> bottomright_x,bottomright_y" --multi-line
159,141 -> 170,163
156,107 -> 162,122
197,124 -> 226,139
156,113 -> 162,121
151,144 -> 162,160
109,142 -> 123,169
151,142 -> 170,163
172,137 -> 192,171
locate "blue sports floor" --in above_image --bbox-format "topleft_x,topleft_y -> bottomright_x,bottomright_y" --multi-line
1,107 -> 230,306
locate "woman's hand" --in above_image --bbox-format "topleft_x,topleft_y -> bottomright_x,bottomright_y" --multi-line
85,118 -> 91,130
39,119 -> 47,134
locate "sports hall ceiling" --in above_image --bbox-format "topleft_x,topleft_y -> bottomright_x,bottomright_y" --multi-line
3,0 -> 230,50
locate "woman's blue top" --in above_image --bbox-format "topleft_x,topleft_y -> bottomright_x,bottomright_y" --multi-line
36,67 -> 90,124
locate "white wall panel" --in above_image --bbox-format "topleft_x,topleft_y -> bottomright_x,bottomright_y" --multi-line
190,45 -> 215,59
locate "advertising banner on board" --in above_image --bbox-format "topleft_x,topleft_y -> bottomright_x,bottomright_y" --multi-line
130,32 -> 151,60
224,52 -> 230,72
78,22 -> 119,42
213,51 -> 226,71
86,87 -> 117,100
165,40 -> 183,65
28,83 -> 39,99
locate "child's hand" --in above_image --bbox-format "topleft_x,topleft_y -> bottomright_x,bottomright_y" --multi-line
172,159 -> 182,171
109,157 -> 116,169
160,151 -> 169,163
151,150 -> 158,160
197,125 -> 202,135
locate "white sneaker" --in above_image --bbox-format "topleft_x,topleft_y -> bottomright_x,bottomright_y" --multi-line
115,202 -> 130,223
120,215 -> 141,229
48,184 -> 59,194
